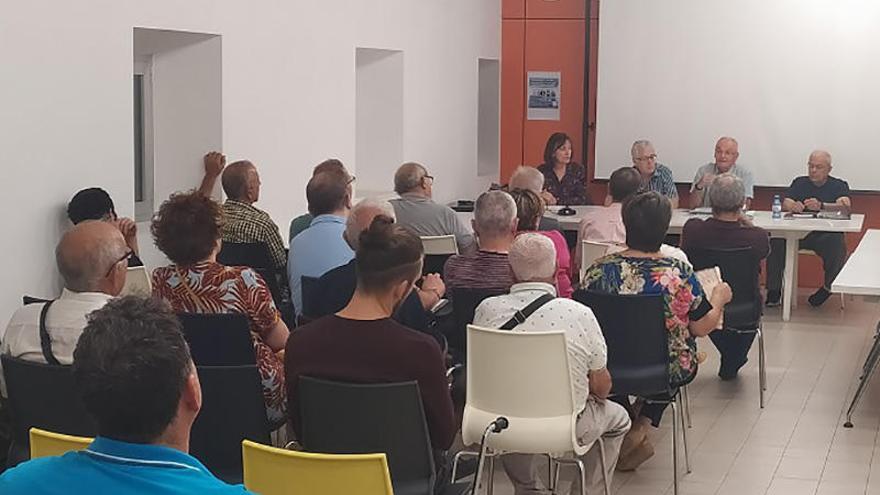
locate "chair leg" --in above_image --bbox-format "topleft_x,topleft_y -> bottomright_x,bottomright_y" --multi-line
678,394 -> 691,474
575,458 -> 587,495
451,450 -> 479,482
598,438 -> 611,495
844,324 -> 880,428
758,327 -> 767,409
486,453 -> 496,495
671,400 -> 679,495
547,456 -> 555,492
682,385 -> 692,428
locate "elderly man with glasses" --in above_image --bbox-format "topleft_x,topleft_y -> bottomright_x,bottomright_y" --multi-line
1,221 -> 129,384
629,140 -> 679,209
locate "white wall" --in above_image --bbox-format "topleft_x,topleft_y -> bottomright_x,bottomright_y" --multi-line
356,49 -> 404,194
0,0 -> 499,323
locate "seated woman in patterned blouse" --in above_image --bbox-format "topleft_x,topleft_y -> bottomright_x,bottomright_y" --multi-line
537,132 -> 589,206
150,191 -> 291,425
582,191 -> 732,471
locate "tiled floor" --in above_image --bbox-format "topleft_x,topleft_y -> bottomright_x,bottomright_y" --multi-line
482,292 -> 880,495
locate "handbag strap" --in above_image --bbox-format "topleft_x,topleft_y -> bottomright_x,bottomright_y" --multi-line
38,300 -> 60,365
499,293 -> 555,330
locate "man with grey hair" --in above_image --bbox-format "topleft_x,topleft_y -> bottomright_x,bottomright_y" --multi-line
690,137 -> 755,209
628,140 -> 679,208
309,198 -> 445,340
766,150 -> 851,307
1,221 -> 129,383
444,191 -> 517,291
681,173 -> 770,379
509,166 -> 561,231
391,162 -> 475,253
474,233 -> 630,495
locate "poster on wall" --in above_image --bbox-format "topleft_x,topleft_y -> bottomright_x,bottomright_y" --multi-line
527,71 -> 561,120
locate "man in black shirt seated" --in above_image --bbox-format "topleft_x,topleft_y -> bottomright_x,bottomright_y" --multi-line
67,188 -> 144,268
766,150 -> 852,307
311,198 -> 446,345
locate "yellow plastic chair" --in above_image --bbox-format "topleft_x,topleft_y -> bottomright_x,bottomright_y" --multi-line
241,440 -> 393,495
29,428 -> 93,459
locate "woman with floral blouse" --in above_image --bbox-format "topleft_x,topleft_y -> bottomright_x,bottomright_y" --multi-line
583,192 -> 732,471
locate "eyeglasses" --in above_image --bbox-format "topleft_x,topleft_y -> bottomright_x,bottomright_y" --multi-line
423,175 -> 434,184
347,175 -> 357,185
634,154 -> 657,162
105,250 -> 134,278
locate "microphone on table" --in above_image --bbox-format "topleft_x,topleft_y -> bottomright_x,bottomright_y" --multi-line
558,204 -> 576,216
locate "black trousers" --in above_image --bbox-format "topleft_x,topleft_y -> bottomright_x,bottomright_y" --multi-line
709,330 -> 757,374
766,232 -> 847,291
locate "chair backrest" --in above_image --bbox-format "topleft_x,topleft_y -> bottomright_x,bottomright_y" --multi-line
464,325 -> 581,454
300,276 -> 321,320
218,241 -> 275,269
573,290 -> 670,396
298,377 -> 436,492
242,440 -> 394,495
177,313 -> 256,366
580,240 -> 612,281
1,355 -> 97,467
120,266 -> 152,298
686,247 -> 762,326
29,428 -> 92,459
191,364 -> 272,483
449,287 -> 508,353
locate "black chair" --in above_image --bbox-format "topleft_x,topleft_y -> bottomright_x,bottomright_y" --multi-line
177,313 -> 255,366
423,254 -> 453,277
300,275 -> 321,323
1,355 -> 97,468
190,364 -> 271,484
448,288 -> 506,354
298,377 -> 468,495
686,247 -> 766,407
218,241 -> 294,328
574,290 -> 690,493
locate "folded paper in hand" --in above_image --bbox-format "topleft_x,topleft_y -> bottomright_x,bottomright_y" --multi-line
695,266 -> 724,329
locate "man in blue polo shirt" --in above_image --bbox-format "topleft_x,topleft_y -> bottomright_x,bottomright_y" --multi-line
288,168 -> 354,317
0,296 -> 250,494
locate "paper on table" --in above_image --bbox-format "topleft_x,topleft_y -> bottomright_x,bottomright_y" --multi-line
695,266 -> 724,329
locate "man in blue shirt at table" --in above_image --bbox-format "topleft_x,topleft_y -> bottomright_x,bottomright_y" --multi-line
288,168 -> 354,317
0,296 -> 250,494
766,150 -> 852,307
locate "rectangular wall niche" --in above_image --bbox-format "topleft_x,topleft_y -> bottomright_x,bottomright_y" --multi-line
133,28 -> 222,220
355,48 -> 404,195
477,58 -> 501,177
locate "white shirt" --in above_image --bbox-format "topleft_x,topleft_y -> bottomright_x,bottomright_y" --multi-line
1,289 -> 113,394
473,282 -> 607,411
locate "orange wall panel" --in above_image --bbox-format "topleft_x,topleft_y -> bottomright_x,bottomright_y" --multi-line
500,19 -> 526,182
521,19 -> 585,172
526,0 -> 585,19
503,0 -> 525,19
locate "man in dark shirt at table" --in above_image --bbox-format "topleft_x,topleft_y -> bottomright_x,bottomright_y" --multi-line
286,217 -> 456,453
766,150 -> 852,308
682,174 -> 770,379
309,198 -> 445,345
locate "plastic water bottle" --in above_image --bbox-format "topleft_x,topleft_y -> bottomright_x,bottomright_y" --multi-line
772,194 -> 782,220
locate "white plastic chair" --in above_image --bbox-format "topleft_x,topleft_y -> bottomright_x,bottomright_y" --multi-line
121,266 -> 152,298
420,235 -> 459,256
579,241 -> 612,282
452,325 -> 610,495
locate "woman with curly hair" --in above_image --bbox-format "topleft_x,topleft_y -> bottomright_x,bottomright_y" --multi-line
150,190 -> 290,425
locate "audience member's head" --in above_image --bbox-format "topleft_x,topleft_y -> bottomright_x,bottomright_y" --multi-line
708,173 -> 745,216
306,169 -> 352,217
622,192 -> 671,253
67,188 -> 117,224
394,162 -> 432,197
631,140 -> 657,176
355,216 -> 424,311
509,166 -> 544,194
508,233 -> 557,284
56,221 -> 129,296
313,158 -> 349,177
221,160 -> 260,203
344,198 -> 396,251
808,150 -> 833,186
609,167 -> 641,203
73,296 -> 200,446
508,188 -> 544,231
472,190 -> 518,247
543,132 -> 573,167
714,136 -> 739,173
151,191 -> 224,266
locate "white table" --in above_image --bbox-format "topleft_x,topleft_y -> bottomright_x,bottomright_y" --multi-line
459,206 -> 864,322
831,230 -> 880,428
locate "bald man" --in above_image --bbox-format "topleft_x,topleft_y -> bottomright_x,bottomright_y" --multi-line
766,150 -> 851,307
1,221 -> 129,386
690,137 -> 755,209
200,151 -> 288,271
